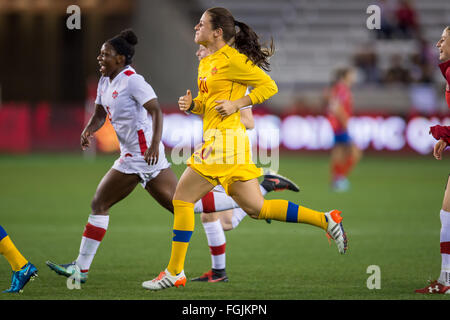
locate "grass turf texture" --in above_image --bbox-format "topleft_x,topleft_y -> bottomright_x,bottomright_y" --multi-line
0,153 -> 448,300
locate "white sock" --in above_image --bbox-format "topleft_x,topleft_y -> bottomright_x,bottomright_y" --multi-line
440,210 -> 450,285
200,191 -> 239,213
76,214 -> 109,272
231,208 -> 248,229
203,220 -> 226,270
260,184 -> 268,196
195,184 -> 267,214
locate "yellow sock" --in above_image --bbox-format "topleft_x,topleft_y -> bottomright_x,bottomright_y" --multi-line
167,200 -> 195,276
0,236 -> 28,271
258,199 -> 328,231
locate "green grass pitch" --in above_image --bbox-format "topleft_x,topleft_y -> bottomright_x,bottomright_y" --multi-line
0,152 -> 449,300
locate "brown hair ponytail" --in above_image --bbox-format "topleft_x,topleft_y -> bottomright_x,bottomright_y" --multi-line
234,20 -> 274,71
206,7 -> 274,71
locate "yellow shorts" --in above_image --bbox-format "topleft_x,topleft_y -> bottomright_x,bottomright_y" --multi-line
187,132 -> 262,195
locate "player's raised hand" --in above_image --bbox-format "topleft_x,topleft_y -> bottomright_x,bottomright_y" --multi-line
178,90 -> 192,111
80,129 -> 93,150
215,99 -> 237,117
433,139 -> 448,160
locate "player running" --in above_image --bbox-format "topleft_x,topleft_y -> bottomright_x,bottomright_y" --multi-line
142,7 -> 347,291
45,29 -> 289,284
191,45 -> 299,283
327,67 -> 362,192
415,26 -> 450,294
1,225 -> 38,293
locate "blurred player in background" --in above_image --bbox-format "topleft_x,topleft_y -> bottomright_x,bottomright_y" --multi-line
142,7 -> 347,291
46,29 -> 287,285
327,67 -> 362,192
0,225 -> 37,293
191,45 -> 300,283
416,26 -> 450,294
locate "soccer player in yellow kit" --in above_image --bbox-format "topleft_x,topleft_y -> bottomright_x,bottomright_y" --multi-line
142,7 -> 348,290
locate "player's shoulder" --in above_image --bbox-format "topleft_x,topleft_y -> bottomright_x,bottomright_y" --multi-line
226,46 -> 246,60
98,75 -> 108,85
214,45 -> 242,62
226,46 -> 256,68
333,82 -> 350,96
124,68 -> 148,85
123,67 -> 139,80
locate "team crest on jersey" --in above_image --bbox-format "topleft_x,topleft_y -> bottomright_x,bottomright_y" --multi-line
112,90 -> 119,99
211,67 -> 218,75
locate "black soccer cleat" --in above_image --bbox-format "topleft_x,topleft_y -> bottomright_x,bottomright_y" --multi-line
191,269 -> 229,283
261,172 -> 300,193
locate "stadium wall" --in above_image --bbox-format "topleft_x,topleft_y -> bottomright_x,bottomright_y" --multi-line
0,104 -> 447,155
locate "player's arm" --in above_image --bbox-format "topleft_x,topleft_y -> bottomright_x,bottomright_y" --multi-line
215,57 -> 278,117
128,75 -> 162,165
81,104 -> 107,150
142,98 -> 163,165
236,58 -> 278,105
434,139 -> 448,160
240,107 -> 255,130
330,98 -> 349,129
430,125 -> 450,160
215,96 -> 252,117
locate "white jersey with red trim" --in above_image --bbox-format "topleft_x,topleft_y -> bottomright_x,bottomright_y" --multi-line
95,65 -> 158,157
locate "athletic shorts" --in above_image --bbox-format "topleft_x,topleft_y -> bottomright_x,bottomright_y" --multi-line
334,131 -> 352,145
187,130 -> 262,195
112,150 -> 171,188
212,130 -> 253,194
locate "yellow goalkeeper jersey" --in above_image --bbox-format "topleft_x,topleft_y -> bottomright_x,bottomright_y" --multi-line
187,44 -> 278,194
191,44 -> 277,135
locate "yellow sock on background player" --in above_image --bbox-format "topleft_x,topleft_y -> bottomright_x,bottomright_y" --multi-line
0,225 -> 28,271
1,225 -> 38,293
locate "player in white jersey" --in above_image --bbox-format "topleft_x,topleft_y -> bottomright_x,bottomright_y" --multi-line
190,45 -> 300,283
45,29 -> 295,285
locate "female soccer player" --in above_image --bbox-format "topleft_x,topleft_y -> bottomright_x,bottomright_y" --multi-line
191,45 -> 299,283
46,29 -> 280,284
415,26 -> 450,294
1,225 -> 37,293
327,67 -> 362,192
142,7 -> 347,291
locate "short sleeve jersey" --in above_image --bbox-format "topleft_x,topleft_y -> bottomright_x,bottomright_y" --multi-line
95,66 -> 157,156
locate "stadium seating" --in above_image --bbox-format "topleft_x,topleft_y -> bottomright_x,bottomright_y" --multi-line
197,0 -> 450,111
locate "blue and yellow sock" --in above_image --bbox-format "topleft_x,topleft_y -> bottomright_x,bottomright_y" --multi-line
0,225 -> 28,271
258,200 -> 328,231
167,200 -> 195,276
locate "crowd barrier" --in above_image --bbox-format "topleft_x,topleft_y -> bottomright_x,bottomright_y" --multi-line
0,104 -> 448,155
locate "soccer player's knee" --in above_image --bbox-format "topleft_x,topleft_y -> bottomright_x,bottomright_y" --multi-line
164,200 -> 174,214
200,213 -> 209,223
222,224 -> 233,231
201,212 -> 217,223
246,208 -> 260,219
90,197 -> 108,214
